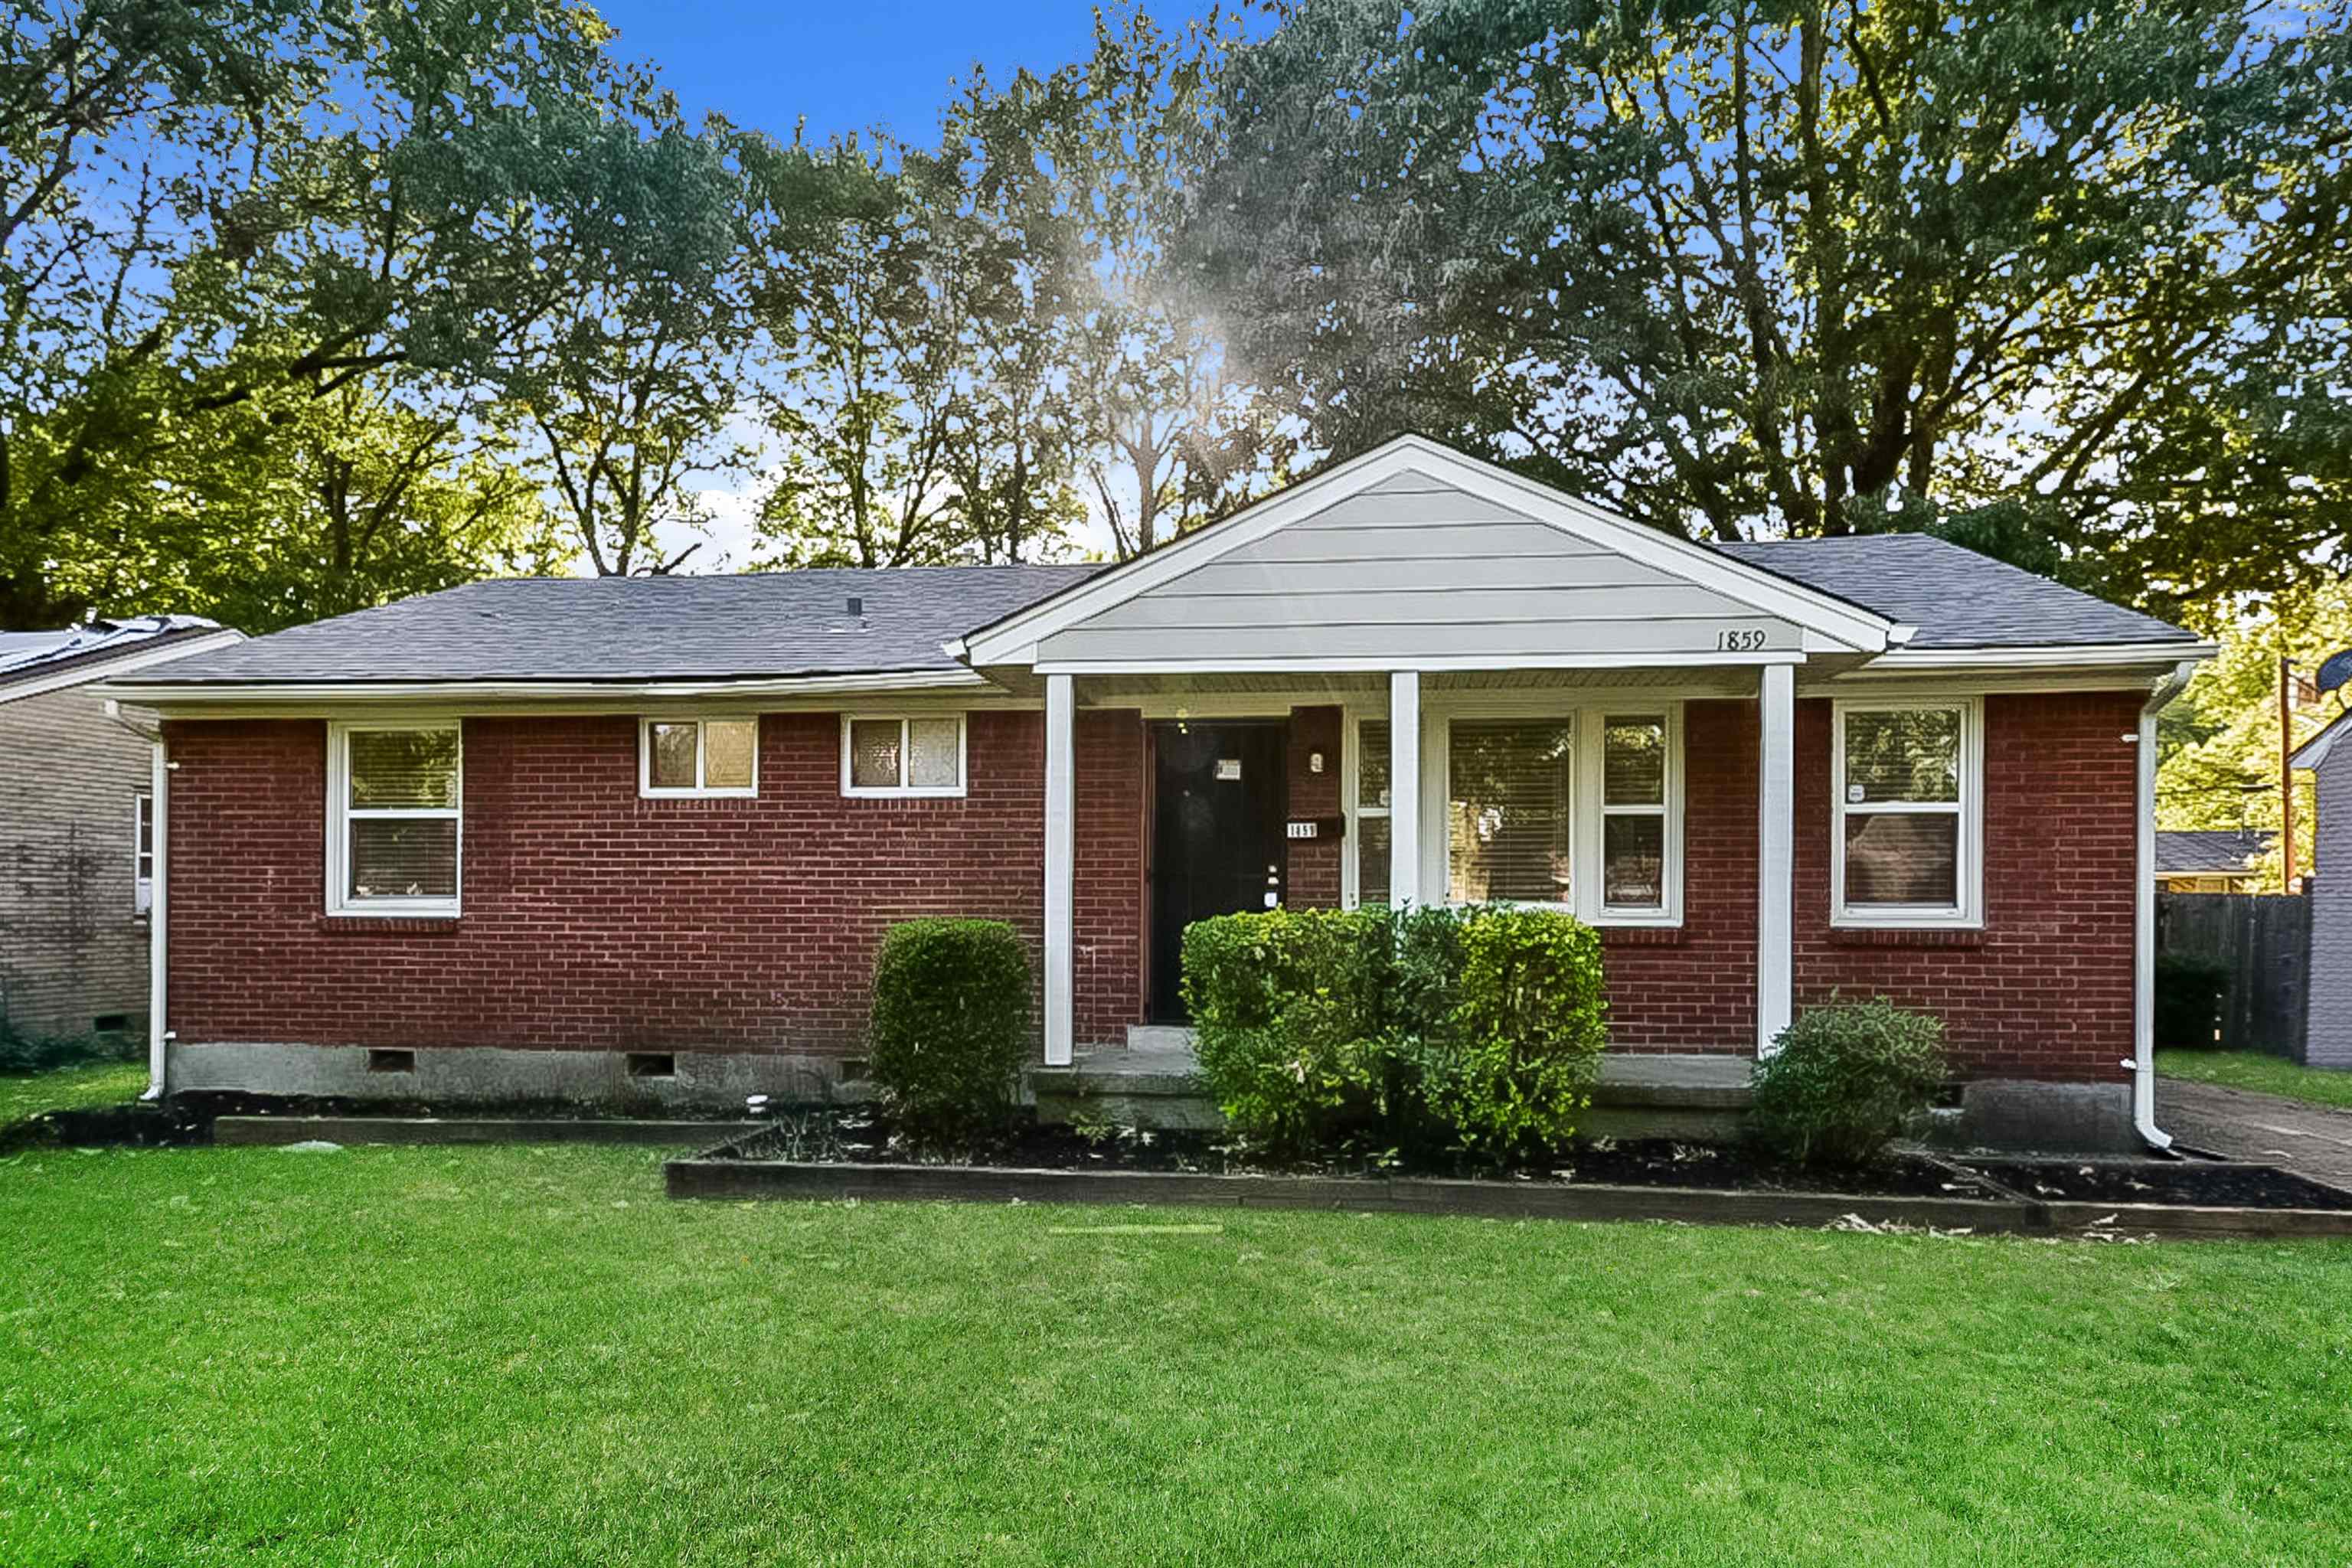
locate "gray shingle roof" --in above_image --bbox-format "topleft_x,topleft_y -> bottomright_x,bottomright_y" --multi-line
2157,829 -> 2272,875
125,567 -> 1102,686
1717,534 -> 2194,649
119,531 -> 2194,689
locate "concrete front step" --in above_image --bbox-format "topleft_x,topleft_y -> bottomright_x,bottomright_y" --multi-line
1031,1048 -> 1755,1138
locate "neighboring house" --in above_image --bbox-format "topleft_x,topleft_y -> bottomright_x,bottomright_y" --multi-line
2154,829 -> 2274,893
0,616 -> 244,1043
106,437 -> 2214,1145
2292,716 -> 2352,1068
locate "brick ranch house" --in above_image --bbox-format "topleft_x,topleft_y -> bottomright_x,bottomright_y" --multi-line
106,437 -> 2213,1146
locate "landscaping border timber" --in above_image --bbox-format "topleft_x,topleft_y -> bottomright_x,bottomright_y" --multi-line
217,1116 -> 760,1147
664,1153 -> 2352,1241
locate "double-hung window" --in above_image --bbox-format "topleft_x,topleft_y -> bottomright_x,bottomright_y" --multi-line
641,717 -> 758,798
1833,698 -> 1981,926
842,714 -> 966,798
328,721 -> 462,916
1347,705 -> 1681,924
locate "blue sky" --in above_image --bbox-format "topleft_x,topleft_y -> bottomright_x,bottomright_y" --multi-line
593,2 -> 1115,146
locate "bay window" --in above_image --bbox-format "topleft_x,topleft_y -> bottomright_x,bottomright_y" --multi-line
328,720 -> 461,916
1833,697 -> 1981,926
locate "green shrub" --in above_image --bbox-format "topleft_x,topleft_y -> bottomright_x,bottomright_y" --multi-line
1750,998 -> 1948,1166
867,918 -> 1033,1145
0,1024 -> 132,1076
2154,953 -> 2232,1050
1182,903 -> 1606,1159
1181,908 -> 1389,1151
1422,906 -> 1607,1157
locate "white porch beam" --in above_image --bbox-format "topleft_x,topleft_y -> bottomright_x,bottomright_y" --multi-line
1390,671 -> 1423,908
1756,663 -> 1795,1056
1043,673 -> 1076,1067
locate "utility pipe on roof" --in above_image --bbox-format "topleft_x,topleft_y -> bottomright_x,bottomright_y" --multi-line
2132,662 -> 2203,1150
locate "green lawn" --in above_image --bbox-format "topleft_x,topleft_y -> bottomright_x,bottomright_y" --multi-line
0,1059 -> 145,1125
2158,1049 -> 2352,1110
5,1145 -> 2350,1566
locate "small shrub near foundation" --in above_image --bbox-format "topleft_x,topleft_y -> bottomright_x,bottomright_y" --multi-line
1422,906 -> 1608,1158
868,918 -> 1032,1145
1750,998 -> 1948,1166
1181,908 -> 1390,1152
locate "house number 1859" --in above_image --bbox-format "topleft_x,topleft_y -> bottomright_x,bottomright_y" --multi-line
1716,628 -> 1770,652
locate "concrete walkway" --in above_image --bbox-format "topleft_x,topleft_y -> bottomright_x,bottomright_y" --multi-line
2158,1077 -> 2352,1190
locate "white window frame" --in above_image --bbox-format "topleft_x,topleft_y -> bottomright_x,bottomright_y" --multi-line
133,792 -> 154,916
639,716 -> 760,799
840,712 -> 969,799
325,718 -> 462,919
1345,698 -> 1684,927
1831,695 -> 1983,929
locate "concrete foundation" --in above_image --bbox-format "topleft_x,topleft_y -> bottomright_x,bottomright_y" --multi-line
1955,1079 -> 2139,1155
166,1040 -> 858,1112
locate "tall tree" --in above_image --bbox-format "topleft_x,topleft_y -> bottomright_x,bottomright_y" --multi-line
746,136 -> 969,568
1183,0 -> 2352,615
0,0 -> 709,622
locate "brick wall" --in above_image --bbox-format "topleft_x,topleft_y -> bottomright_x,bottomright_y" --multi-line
164,709 -> 1146,1057
1792,692 -> 2141,1082
0,682 -> 152,1037
1286,705 -> 1344,909
163,689 -> 2142,1082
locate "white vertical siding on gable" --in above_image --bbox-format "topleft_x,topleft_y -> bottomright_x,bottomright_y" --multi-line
1036,468 -> 1796,665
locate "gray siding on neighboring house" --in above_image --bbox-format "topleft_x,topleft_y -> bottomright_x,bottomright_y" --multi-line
1037,469 -> 1800,664
2310,748 -> 2352,1067
0,682 -> 151,1039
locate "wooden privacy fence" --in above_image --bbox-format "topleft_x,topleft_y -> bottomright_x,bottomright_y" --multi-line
2157,893 -> 2311,1058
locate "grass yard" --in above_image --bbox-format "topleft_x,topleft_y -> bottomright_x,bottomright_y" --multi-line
5,1145 -> 2350,1566
2158,1049 -> 2352,1110
0,1060 -> 145,1125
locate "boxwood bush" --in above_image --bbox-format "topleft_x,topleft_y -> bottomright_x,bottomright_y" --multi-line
1749,998 -> 1948,1166
1181,907 -> 1390,1152
1424,906 -> 1608,1158
1182,903 -> 1606,1158
868,918 -> 1032,1145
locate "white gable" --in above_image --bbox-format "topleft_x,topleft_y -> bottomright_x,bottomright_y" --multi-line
957,437 -> 1897,670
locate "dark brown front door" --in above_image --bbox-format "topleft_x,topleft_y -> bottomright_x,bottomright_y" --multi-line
1148,722 -> 1288,1023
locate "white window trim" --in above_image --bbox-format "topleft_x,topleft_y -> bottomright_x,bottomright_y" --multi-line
1830,694 -> 1984,929
1345,697 -> 1684,927
840,712 -> 969,799
639,715 -> 760,799
133,792 -> 154,916
325,718 -> 462,918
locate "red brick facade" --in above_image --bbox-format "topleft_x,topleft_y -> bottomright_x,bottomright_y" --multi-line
163,690 -> 2140,1082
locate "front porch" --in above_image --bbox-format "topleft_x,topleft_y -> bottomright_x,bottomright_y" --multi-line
1030,1028 -> 1755,1141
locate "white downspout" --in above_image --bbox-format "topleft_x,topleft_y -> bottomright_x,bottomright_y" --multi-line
2132,662 -> 2200,1150
142,737 -> 169,1102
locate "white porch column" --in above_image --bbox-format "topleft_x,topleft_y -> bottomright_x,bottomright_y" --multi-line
1756,663 -> 1795,1056
1389,671 -> 1423,908
1044,673 -> 1076,1067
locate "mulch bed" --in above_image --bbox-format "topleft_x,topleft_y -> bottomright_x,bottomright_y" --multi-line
674,1109 -> 2352,1238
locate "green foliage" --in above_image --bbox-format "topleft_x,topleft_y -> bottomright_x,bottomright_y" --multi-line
0,1021 -> 135,1078
867,919 -> 1034,1145
1182,0 -> 2352,612
2154,955 -> 2233,1051
1423,907 -> 1608,1158
1182,903 -> 1606,1158
1750,1000 -> 1950,1167
1181,908 -> 1392,1152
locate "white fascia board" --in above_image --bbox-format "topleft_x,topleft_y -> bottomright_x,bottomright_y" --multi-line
96,668 -> 998,712
957,436 -> 1899,665
1033,649 -> 1808,678
1848,641 -> 2218,674
1,630 -> 246,707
